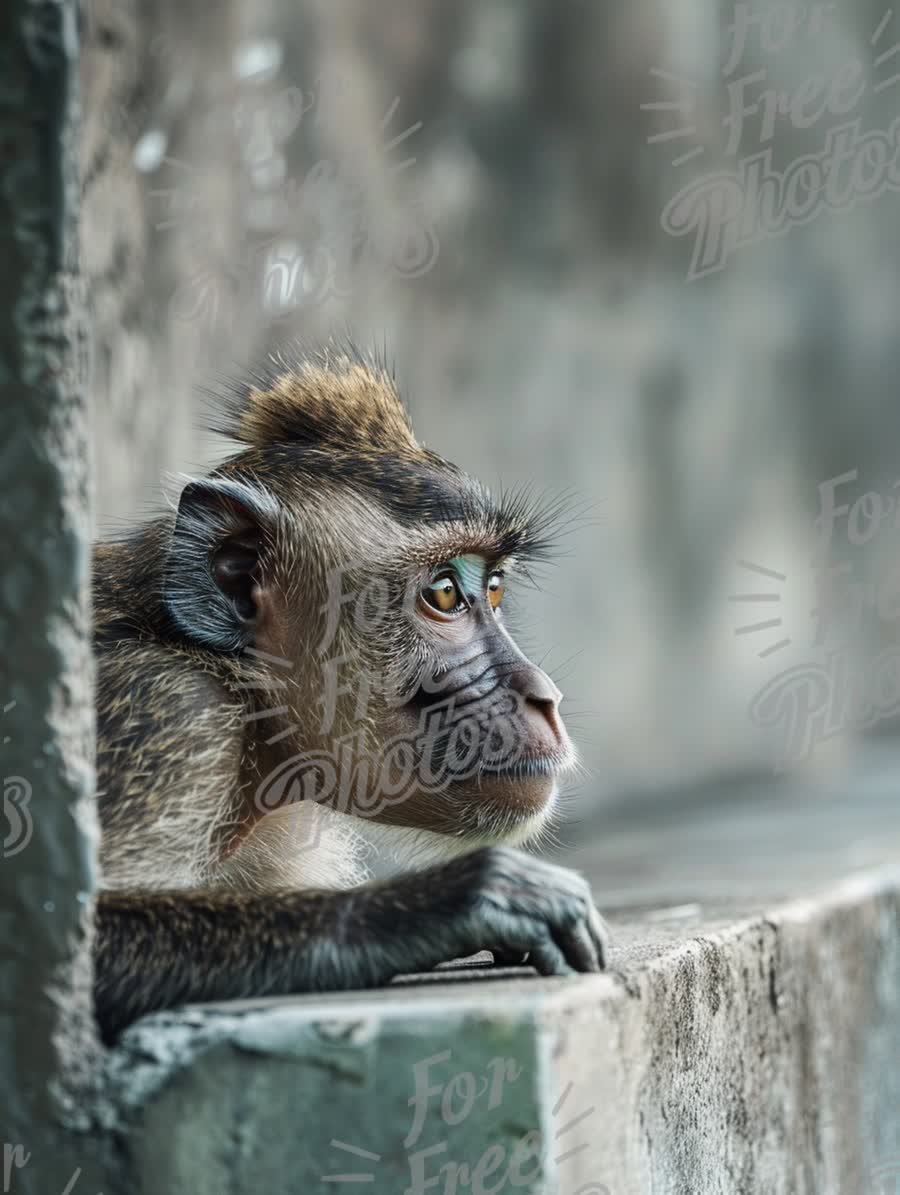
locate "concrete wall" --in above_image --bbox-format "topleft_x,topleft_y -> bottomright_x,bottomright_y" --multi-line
83,0 -> 900,802
0,1 -> 102,1190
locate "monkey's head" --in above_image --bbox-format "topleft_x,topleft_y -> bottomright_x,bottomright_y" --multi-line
164,350 -> 575,850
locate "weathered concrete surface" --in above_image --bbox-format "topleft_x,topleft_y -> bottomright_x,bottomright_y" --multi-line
96,746 -> 900,1194
0,1 -> 103,1191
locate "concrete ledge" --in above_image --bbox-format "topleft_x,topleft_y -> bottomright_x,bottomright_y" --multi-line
95,748 -> 900,1194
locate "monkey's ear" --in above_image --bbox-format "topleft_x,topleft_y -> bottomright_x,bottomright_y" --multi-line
164,476 -> 281,651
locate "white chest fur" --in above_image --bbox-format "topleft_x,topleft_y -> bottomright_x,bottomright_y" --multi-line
209,792 -> 555,894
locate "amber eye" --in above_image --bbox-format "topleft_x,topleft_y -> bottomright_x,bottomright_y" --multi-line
487,571 -> 505,610
423,574 -> 465,614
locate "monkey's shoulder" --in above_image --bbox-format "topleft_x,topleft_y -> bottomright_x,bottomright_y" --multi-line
96,639 -> 244,814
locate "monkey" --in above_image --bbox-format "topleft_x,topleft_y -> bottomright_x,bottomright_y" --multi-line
92,346 -> 609,1042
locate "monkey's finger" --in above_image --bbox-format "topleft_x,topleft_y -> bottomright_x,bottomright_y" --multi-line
524,934 -> 575,977
553,921 -> 601,973
587,906 -> 611,968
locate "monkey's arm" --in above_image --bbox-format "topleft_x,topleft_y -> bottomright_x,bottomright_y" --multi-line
94,847 -> 608,1041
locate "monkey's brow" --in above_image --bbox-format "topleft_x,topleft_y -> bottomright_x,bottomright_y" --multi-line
238,446 -> 557,561
322,455 -> 534,552
404,505 -> 549,568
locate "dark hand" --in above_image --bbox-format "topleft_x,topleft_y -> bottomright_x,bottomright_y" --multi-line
344,846 -> 609,984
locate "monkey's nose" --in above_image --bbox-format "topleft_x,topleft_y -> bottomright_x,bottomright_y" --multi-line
509,665 -> 562,707
507,665 -> 566,747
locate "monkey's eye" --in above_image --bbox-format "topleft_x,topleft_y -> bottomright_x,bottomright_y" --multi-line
487,572 -> 505,610
422,573 -> 466,614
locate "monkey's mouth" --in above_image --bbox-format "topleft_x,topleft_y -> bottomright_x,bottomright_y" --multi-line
480,755 -> 559,774
465,750 -> 571,819
482,733 -> 575,775
476,754 -> 559,781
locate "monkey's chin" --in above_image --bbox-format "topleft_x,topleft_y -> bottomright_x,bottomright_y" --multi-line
461,757 -> 565,846
474,761 -> 557,804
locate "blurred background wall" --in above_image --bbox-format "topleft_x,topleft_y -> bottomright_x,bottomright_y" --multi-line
79,0 -> 900,807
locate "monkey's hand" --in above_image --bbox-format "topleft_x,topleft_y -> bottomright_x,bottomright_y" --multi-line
95,848 -> 607,1041
346,846 -> 609,981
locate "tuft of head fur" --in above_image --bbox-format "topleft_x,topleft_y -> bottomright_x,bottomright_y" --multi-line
205,344 -> 565,566
217,349 -> 421,457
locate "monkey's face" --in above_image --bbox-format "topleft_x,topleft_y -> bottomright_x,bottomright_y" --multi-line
339,542 -> 575,844
164,358 -> 576,849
